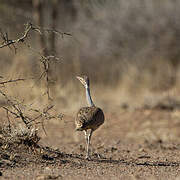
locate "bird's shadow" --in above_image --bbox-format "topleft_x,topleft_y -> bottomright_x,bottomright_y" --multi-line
68,153 -> 180,167
41,147 -> 180,168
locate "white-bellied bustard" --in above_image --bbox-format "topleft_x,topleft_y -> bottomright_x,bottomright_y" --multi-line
75,75 -> 105,159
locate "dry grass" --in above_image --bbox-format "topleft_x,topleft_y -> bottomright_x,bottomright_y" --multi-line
0,123 -> 40,148
0,55 -> 180,113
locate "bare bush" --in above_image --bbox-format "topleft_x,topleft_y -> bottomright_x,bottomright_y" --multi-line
0,22 -> 66,150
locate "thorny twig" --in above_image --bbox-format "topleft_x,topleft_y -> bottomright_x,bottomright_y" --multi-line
26,44 -> 61,100
0,78 -> 26,85
0,22 -> 69,100
29,105 -> 63,124
29,104 -> 63,136
0,89 -> 63,135
41,27 -> 72,38
0,90 -> 31,127
0,22 -> 72,50
0,23 -> 32,49
0,22 -> 65,135
30,105 -> 54,136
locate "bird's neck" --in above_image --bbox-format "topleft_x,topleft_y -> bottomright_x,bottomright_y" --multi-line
86,87 -> 94,107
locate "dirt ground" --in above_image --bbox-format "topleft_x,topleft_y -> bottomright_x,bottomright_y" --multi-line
1,108 -> 180,180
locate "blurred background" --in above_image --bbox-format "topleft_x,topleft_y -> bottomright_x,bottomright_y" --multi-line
1,0 -> 180,112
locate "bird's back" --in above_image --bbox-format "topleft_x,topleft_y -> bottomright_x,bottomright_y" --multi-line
75,106 -> 104,131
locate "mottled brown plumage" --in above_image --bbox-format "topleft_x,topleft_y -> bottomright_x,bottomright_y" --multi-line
75,106 -> 104,131
75,75 -> 105,159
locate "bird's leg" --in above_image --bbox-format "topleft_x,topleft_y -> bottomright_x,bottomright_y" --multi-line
88,129 -> 93,146
85,129 -> 94,160
84,130 -> 89,159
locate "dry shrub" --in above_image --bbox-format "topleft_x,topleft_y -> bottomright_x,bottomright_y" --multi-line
0,124 -> 40,149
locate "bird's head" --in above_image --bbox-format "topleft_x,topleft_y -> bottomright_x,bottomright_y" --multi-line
76,75 -> 89,88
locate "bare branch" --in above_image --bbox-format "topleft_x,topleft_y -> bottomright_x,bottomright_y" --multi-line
0,78 -> 26,85
0,23 -> 33,49
42,28 -> 72,38
0,22 -> 72,50
0,90 -> 30,127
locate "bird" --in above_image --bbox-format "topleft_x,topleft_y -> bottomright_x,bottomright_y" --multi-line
75,75 -> 105,159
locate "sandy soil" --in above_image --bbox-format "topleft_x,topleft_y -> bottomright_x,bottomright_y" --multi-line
1,108 -> 180,180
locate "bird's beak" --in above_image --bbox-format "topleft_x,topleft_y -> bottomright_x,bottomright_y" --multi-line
76,76 -> 86,87
76,76 -> 81,81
